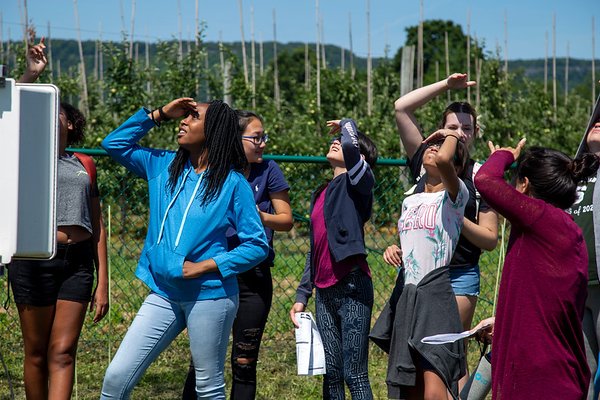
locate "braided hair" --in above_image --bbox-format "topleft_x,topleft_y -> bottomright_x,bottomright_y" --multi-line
167,100 -> 247,205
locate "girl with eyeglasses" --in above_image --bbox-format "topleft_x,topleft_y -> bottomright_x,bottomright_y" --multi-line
182,110 -> 292,400
372,129 -> 470,399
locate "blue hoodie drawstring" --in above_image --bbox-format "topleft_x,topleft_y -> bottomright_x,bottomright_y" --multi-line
174,174 -> 204,248
156,168 -> 196,246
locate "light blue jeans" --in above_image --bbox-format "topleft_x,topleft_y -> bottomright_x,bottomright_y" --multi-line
100,292 -> 238,399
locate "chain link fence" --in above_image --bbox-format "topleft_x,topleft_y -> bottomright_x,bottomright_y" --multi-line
0,151 -> 503,397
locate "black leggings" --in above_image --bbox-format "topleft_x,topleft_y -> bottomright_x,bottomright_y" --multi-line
182,263 -> 273,400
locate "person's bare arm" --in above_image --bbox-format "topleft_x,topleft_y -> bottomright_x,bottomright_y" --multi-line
90,196 -> 109,323
394,73 -> 476,158
432,130 -> 462,201
18,38 -> 48,83
461,211 -> 498,251
259,190 -> 293,232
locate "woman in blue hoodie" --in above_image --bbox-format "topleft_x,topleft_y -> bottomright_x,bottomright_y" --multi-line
99,98 -> 269,399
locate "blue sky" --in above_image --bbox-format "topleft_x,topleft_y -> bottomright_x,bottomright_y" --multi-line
2,0 -> 598,60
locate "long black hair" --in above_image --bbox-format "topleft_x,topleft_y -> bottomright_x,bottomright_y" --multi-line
167,100 -> 247,205
516,146 -> 600,209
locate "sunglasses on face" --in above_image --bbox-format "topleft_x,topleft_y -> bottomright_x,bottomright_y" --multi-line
330,136 -> 342,144
242,134 -> 269,145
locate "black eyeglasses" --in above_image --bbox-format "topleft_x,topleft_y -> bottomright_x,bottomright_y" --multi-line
242,134 -> 269,145
330,136 -> 341,144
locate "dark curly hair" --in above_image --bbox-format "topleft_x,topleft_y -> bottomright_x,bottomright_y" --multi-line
60,102 -> 86,145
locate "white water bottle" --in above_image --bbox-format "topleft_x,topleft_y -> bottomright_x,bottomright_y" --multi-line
460,352 -> 492,400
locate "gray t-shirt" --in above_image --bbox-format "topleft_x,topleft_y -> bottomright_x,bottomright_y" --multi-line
56,154 -> 96,234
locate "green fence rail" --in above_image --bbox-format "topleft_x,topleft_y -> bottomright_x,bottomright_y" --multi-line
0,150 -> 503,399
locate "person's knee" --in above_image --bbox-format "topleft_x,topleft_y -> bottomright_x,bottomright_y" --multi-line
423,393 -> 447,400
48,341 -> 78,369
101,362 -> 134,398
23,340 -> 47,360
232,357 -> 257,383
48,351 -> 75,370
235,357 -> 256,366
194,376 -> 226,399
344,371 -> 371,394
325,370 -> 344,384
25,351 -> 47,369
423,387 -> 447,400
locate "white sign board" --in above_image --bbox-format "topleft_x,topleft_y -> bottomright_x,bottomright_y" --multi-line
0,78 -> 59,263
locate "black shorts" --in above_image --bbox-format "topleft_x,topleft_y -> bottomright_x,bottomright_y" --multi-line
8,240 -> 95,306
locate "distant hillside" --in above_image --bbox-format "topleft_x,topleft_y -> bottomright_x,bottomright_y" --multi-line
3,38 -> 382,77
508,58 -> 599,90
3,39 -> 598,90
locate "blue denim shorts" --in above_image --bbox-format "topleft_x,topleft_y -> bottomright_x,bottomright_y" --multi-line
449,264 -> 480,297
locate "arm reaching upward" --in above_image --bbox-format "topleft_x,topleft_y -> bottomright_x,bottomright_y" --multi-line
394,73 -> 476,159
475,141 -> 545,228
18,38 -> 48,83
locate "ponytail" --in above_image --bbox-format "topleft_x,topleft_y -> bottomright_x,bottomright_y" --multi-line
516,147 -> 597,209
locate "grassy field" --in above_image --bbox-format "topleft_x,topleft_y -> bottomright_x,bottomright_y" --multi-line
0,230 -> 504,399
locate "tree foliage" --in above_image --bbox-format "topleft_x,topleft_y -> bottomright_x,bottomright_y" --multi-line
393,20 -> 485,85
6,20 -> 598,225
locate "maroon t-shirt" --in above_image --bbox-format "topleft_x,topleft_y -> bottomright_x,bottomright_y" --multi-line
475,151 -> 590,399
311,185 -> 369,289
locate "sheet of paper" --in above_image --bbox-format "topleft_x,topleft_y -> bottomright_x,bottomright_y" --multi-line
421,323 -> 492,345
295,312 -> 326,375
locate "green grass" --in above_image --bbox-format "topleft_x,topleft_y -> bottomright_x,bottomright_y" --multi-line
0,228 -> 505,399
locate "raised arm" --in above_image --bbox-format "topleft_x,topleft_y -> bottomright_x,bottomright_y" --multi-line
101,98 -> 196,178
429,130 -> 462,201
474,141 -> 544,228
18,38 -> 47,83
327,118 -> 375,195
394,73 -> 476,158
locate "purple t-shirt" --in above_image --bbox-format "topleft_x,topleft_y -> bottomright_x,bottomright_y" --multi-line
311,185 -> 370,289
227,159 -> 289,265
